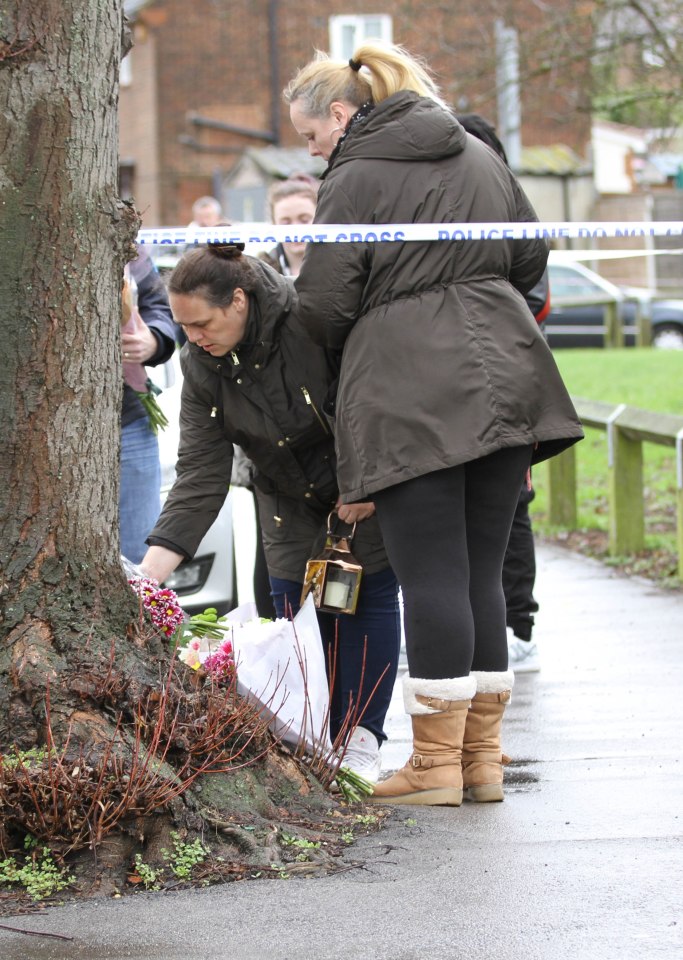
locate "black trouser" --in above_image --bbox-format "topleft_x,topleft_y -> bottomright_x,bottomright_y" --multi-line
373,446 -> 533,679
251,492 -> 277,620
502,478 -> 539,641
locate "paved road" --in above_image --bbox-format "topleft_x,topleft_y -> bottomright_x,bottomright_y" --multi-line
2,543 -> 682,959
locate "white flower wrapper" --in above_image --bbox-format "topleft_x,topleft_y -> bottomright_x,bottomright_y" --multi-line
228,596 -> 332,756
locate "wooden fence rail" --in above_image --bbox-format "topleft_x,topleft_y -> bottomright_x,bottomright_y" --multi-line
546,398 -> 683,580
549,294 -> 650,347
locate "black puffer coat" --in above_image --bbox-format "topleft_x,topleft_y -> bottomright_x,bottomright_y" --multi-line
148,258 -> 389,579
295,92 -> 583,501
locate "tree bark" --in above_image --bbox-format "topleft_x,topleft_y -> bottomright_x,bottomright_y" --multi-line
0,1 -> 151,748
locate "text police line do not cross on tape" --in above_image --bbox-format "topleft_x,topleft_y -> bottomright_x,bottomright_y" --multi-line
137,220 -> 683,247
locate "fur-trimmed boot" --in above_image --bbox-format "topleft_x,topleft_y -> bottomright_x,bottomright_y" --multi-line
368,675 -> 476,806
462,670 -> 514,802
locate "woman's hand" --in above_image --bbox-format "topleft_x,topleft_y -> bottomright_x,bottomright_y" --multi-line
140,545 -> 184,584
335,500 -> 375,523
122,322 -> 158,364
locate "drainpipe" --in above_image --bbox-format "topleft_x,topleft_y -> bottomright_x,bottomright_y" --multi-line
185,0 -> 281,148
269,0 -> 281,145
495,20 -> 521,171
186,114 -> 277,143
561,173 -> 573,250
644,191 -> 656,290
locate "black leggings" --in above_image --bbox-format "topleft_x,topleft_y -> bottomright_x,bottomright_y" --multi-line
373,445 -> 533,679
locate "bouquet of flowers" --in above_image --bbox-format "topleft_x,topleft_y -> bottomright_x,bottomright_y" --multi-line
125,569 -> 372,801
127,576 -> 235,682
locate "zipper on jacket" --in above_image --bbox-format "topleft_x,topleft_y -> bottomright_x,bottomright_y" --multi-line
301,386 -> 330,435
211,363 -> 222,418
231,351 -> 240,366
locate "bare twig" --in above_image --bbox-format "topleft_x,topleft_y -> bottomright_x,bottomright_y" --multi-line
0,922 -> 73,941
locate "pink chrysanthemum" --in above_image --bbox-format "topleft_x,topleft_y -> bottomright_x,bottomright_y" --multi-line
149,602 -> 184,630
204,639 -> 235,681
129,577 -> 184,637
128,576 -> 159,599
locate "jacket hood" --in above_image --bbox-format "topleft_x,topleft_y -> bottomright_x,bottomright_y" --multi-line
330,92 -> 467,170
243,255 -> 296,345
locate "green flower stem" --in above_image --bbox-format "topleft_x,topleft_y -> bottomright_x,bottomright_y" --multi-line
136,381 -> 169,435
334,766 -> 374,802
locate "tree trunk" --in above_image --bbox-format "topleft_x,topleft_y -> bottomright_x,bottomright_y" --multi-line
0,0 -> 151,749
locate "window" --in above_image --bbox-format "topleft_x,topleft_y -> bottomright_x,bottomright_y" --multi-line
224,186 -> 268,223
329,15 -> 392,60
120,52 -> 132,87
548,265 -> 611,300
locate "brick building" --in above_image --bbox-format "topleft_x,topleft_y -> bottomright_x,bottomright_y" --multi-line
120,0 -> 594,226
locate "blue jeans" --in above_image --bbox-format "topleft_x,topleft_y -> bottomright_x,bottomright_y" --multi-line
270,567 -> 401,747
120,417 -> 161,564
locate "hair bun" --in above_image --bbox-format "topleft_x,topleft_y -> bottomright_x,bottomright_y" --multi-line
207,241 -> 245,260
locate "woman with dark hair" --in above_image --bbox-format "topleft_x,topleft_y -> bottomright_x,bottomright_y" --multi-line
140,245 -> 401,782
285,42 -> 583,805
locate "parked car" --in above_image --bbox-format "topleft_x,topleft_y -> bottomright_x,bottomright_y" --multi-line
545,258 -> 683,349
152,352 -> 237,615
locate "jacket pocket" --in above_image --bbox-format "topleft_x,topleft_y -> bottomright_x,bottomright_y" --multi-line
301,385 -> 331,435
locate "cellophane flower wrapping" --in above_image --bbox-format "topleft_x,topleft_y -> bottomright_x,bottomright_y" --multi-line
124,558 -> 332,770
225,597 -> 332,757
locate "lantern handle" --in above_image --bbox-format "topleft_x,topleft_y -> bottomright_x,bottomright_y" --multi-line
326,510 -> 357,544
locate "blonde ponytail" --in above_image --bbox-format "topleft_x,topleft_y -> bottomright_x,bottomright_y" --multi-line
284,41 -> 449,118
283,50 -> 372,118
351,42 -> 447,110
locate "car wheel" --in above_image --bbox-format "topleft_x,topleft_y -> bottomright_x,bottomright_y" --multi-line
652,324 -> 683,350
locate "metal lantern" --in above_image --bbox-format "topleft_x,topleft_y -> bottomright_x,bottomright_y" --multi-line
301,514 -> 363,615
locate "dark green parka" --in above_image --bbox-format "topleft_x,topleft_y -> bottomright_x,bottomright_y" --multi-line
295,92 -> 584,502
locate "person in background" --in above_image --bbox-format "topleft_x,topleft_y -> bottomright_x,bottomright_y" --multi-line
285,41 -> 583,806
456,113 -> 549,675
120,249 -> 176,563
188,195 -> 223,228
139,245 -> 401,783
260,175 -> 320,277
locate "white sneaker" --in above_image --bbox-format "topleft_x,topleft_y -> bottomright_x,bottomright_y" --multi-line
508,636 -> 540,673
341,725 -> 382,783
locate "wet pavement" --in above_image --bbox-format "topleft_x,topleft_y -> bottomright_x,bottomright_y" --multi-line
2,542 -> 682,959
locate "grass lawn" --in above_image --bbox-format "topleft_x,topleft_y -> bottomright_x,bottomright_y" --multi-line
531,348 -> 683,584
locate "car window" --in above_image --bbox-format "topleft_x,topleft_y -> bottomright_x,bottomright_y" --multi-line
549,266 -> 603,299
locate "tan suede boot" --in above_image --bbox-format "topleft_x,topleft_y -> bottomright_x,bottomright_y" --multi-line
462,670 -> 514,803
368,675 -> 475,806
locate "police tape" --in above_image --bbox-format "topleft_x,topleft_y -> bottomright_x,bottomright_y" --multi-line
550,248 -> 683,262
137,220 -> 683,246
